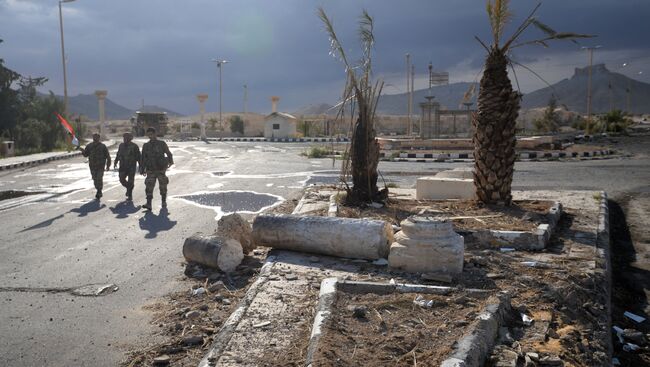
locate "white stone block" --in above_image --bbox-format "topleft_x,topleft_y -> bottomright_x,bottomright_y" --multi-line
416,177 -> 476,200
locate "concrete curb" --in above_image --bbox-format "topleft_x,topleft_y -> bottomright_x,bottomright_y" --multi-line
380,149 -> 617,163
462,201 -> 563,251
203,137 -> 350,143
0,140 -> 118,172
0,151 -> 83,171
596,191 -> 613,364
305,278 -> 496,367
197,256 -> 277,367
441,293 -> 513,367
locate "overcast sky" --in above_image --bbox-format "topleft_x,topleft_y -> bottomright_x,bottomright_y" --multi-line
2,0 -> 649,115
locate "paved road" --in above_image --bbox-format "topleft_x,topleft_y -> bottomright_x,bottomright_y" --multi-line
1,136 -> 648,366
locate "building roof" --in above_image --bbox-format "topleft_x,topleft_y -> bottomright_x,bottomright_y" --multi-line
265,112 -> 297,120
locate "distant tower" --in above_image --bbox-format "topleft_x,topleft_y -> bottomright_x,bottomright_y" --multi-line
271,96 -> 280,113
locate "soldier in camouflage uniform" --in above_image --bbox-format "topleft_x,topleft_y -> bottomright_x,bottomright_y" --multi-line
140,127 -> 173,210
81,133 -> 111,200
113,132 -> 141,200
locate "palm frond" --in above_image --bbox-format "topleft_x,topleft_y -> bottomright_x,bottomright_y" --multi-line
501,3 -> 541,51
487,0 -> 513,46
318,8 -> 351,72
531,19 -> 556,36
511,32 -> 594,48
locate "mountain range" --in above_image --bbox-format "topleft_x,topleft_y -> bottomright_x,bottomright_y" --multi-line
293,65 -> 650,116
59,64 -> 649,119
59,93 -> 182,120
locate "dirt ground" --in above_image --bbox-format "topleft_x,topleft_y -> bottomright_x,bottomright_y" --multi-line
312,291 -> 489,367
334,199 -> 553,231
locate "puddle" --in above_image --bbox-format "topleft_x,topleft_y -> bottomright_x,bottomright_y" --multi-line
0,190 -> 43,202
70,283 -> 119,296
0,283 -> 118,297
175,190 -> 284,218
212,171 -> 233,177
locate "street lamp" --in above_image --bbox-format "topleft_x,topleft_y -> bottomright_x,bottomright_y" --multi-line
211,59 -> 229,129
58,0 -> 77,117
581,45 -> 601,132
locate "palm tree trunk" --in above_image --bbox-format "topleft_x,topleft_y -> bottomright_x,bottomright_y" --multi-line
473,48 -> 520,205
349,109 -> 381,204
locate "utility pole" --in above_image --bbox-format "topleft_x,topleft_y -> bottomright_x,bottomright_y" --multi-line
582,46 -> 601,132
58,0 -> 78,116
406,53 -> 411,136
211,59 -> 229,129
243,84 -> 248,125
411,64 -> 415,135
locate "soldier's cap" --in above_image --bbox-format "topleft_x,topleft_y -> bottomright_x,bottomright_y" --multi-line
123,132 -> 133,137
146,127 -> 156,133
92,132 -> 100,137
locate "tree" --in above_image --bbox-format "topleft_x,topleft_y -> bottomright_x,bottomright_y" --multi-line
473,1 -> 591,205
319,8 -> 385,204
0,39 -> 21,136
229,115 -> 244,134
599,109 -> 632,133
533,96 -> 560,133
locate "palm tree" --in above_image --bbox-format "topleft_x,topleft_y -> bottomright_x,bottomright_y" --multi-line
318,8 -> 386,204
473,1 -> 591,205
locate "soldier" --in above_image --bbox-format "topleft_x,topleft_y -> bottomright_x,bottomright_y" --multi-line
140,127 -> 173,210
81,132 -> 111,200
113,132 -> 141,200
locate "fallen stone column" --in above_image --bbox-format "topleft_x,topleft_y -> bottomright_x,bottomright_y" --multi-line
182,233 -> 244,273
252,214 -> 393,260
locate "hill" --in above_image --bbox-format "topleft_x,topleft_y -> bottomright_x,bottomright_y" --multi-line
375,82 -> 478,115
521,64 -> 650,114
39,93 -> 184,120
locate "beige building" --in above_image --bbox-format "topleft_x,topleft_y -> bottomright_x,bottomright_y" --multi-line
264,112 -> 298,138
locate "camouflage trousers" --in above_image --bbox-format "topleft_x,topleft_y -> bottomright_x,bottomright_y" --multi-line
90,169 -> 104,191
119,167 -> 136,191
144,170 -> 169,198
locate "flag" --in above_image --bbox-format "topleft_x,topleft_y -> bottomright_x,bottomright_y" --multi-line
55,112 -> 79,147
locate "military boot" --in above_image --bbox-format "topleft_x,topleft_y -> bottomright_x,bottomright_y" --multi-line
142,196 -> 152,211
126,188 -> 133,201
161,194 -> 167,208
95,190 -> 102,200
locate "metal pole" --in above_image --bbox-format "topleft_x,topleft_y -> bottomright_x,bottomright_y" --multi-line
219,63 -> 223,129
243,84 -> 248,125
406,53 -> 411,136
58,1 -> 69,116
586,48 -> 593,123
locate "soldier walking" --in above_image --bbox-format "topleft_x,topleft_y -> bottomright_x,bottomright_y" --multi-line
113,132 -> 141,200
81,132 -> 111,200
140,127 -> 173,210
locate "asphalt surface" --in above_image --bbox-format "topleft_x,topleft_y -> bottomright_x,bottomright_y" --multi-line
0,135 -> 649,366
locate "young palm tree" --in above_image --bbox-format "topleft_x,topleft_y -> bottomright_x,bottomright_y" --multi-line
319,8 -> 386,204
474,1 -> 591,205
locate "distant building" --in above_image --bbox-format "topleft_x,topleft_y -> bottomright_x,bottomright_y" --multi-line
264,112 -> 298,139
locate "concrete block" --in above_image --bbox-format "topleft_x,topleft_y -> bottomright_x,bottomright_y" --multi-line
416,177 -> 476,200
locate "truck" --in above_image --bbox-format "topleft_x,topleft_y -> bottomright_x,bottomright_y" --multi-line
131,111 -> 169,137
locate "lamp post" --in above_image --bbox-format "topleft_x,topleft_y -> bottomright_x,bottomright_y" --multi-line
58,0 -> 77,117
582,45 -> 601,133
211,59 -> 229,129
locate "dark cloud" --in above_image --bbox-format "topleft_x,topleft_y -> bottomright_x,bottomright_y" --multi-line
1,0 -> 649,114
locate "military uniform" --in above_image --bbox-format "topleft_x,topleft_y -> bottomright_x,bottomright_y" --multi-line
114,141 -> 141,198
141,139 -> 173,207
81,141 -> 111,198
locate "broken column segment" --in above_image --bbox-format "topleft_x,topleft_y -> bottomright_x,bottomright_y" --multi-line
182,233 -> 243,273
389,216 -> 464,274
252,214 -> 393,260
